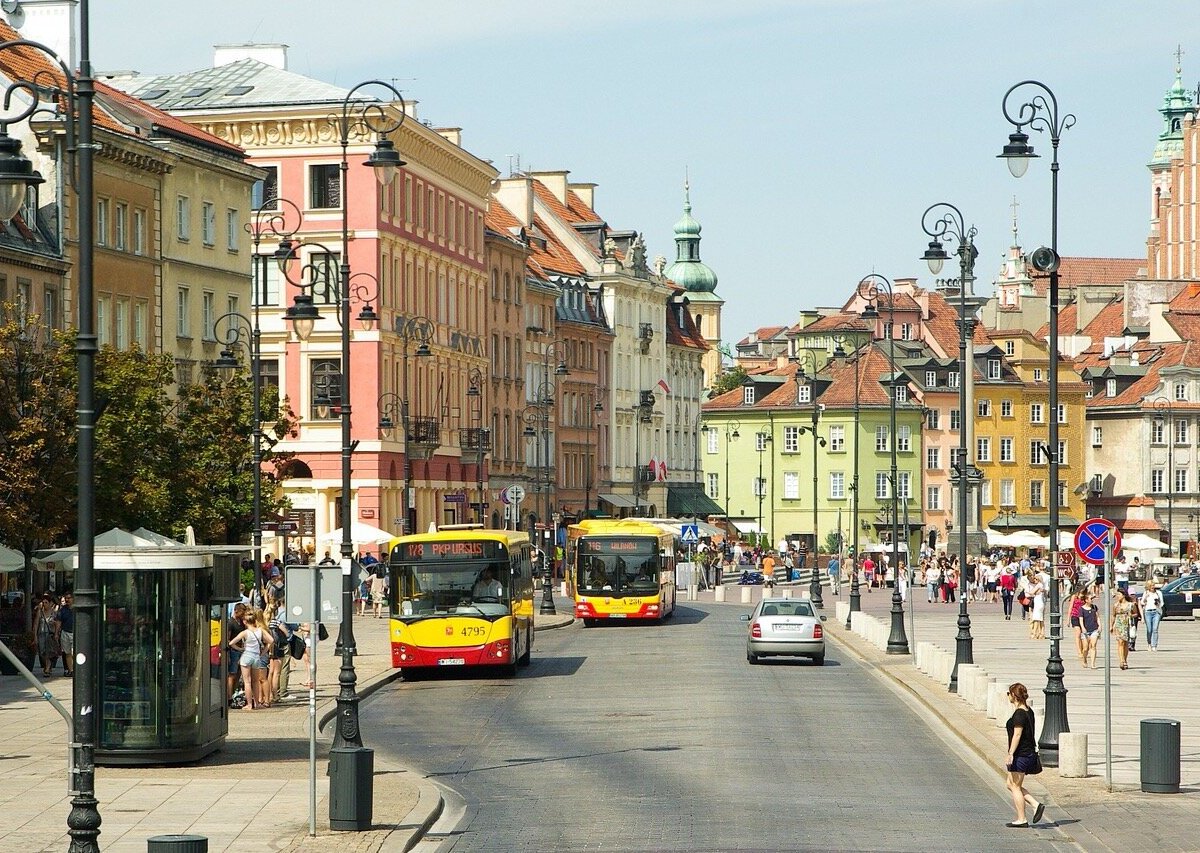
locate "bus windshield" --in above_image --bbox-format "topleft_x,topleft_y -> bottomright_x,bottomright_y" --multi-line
393,559 -> 512,619
576,538 -> 661,595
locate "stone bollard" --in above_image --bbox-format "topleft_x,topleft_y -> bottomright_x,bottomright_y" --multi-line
915,641 -> 931,673
986,682 -> 1006,719
874,618 -> 888,650
956,664 -> 982,700
850,610 -> 864,635
740,586 -> 752,604
1058,732 -> 1089,778
967,670 -> 989,708
937,650 -> 954,687
715,584 -> 726,602
560,581 -> 568,597
780,587 -> 791,599
974,677 -> 995,712
834,601 -> 849,624
687,584 -> 697,601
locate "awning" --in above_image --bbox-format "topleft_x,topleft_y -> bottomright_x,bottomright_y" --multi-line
732,521 -> 763,534
666,485 -> 725,518
598,493 -> 638,508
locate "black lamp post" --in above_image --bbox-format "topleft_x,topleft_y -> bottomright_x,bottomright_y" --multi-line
832,333 -> 863,628
522,388 -> 557,614
584,391 -> 604,517
1000,79 -> 1074,765
383,316 -> 435,535
465,368 -> 491,524
1152,397 -> 1174,553
279,78 -> 404,829
720,420 -> 741,530
0,18 -> 99,851
794,351 -> 827,607
755,430 -> 772,555
920,201 -> 980,691
858,274 -> 909,655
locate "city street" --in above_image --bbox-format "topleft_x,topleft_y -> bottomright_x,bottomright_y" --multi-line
368,602 -> 1079,852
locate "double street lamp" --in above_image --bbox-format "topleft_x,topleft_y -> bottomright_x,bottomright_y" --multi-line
1000,79 -> 1074,765
584,390 -> 605,517
920,201 -> 979,692
832,333 -> 863,628
794,351 -> 827,607
858,274 -> 909,655
1152,397 -> 1175,553
380,315 -> 436,536
755,430 -> 772,551
0,16 -> 100,850
279,79 -> 405,828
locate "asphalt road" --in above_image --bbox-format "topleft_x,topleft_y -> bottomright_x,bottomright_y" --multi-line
365,602 -> 1080,852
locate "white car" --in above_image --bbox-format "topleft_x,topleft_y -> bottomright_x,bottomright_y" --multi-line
742,597 -> 825,665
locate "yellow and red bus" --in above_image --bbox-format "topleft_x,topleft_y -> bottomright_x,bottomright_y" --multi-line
386,527 -> 534,674
566,518 -> 677,625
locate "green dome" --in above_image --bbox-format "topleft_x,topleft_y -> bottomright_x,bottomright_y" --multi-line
1152,57 -> 1193,166
666,180 -> 718,294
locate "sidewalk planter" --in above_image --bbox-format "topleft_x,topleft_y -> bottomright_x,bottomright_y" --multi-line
1059,732 -> 1089,778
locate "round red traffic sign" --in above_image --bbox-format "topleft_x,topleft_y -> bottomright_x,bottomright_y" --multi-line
1074,518 -> 1121,566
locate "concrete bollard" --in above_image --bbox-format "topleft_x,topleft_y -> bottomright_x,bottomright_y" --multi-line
956,664 -> 982,700
967,670 -> 989,708
937,650 -> 954,687
740,586 -> 752,604
986,682 -> 1007,719
974,677 -> 995,712
560,581 -> 568,597
1058,732 -> 1089,778
834,601 -> 849,624
687,584 -> 697,601
715,584 -> 726,602
915,641 -> 931,673
875,618 -> 888,650
780,587 -> 791,599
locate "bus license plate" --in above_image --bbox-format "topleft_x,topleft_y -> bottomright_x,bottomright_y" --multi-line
438,658 -> 465,666
610,613 -> 626,618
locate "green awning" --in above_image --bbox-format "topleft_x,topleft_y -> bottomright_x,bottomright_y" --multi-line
667,485 -> 725,518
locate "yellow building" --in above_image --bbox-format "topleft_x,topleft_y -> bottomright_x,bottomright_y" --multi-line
976,331 -> 1088,534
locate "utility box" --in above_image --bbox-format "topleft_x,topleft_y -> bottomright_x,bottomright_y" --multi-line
1140,718 -> 1181,793
328,746 -> 374,830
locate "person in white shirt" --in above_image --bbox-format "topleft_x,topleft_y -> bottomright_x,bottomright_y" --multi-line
1141,579 -> 1164,650
1114,554 -> 1130,593
472,567 -> 504,600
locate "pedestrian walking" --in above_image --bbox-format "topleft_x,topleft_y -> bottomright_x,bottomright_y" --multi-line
926,560 -> 940,603
999,565 -> 1017,620
827,554 -> 841,595
34,593 -> 60,677
1002,682 -> 1045,828
1028,572 -> 1045,640
1067,587 -> 1085,664
1141,580 -> 1163,651
862,555 -> 875,592
1111,590 -> 1133,670
56,591 -> 75,676
1079,593 -> 1100,669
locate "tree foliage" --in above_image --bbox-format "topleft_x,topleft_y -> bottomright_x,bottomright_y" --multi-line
0,310 -> 299,553
708,364 -> 748,398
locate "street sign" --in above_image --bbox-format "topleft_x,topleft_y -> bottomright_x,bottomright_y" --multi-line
680,523 -> 699,544
1057,550 -> 1074,567
507,484 -> 526,504
443,493 -> 466,503
1074,518 -> 1121,566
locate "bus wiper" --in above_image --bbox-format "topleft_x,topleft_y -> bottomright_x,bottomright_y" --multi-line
456,604 -> 488,617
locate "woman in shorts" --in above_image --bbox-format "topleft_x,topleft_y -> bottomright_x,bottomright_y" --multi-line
1002,682 -> 1046,828
229,612 -> 274,709
1078,592 -> 1100,669
1066,588 -> 1085,663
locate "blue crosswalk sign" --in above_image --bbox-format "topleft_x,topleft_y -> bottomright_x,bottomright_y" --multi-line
681,523 -> 699,544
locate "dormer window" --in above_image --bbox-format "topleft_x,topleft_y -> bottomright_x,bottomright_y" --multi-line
1175,382 -> 1187,402
925,370 -> 937,387
743,386 -> 755,405
895,385 -> 908,403
987,359 -> 1001,380
797,384 -> 811,403
1106,378 -> 1117,398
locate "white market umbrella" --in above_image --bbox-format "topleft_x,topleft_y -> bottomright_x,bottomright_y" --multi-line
318,521 -> 395,545
0,543 -> 24,572
1120,532 -> 1169,552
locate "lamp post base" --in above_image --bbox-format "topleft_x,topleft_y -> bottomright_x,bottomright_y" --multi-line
886,589 -> 909,655
539,576 -> 557,615
1038,648 -> 1070,767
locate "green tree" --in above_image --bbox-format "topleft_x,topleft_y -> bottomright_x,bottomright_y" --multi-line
708,364 -> 747,397
0,310 -> 76,617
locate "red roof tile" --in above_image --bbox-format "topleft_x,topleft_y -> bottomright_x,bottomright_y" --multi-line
95,80 -> 244,155
1027,257 -> 1144,295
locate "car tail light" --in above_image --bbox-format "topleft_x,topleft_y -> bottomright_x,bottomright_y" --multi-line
751,622 -> 762,638
813,623 -> 823,639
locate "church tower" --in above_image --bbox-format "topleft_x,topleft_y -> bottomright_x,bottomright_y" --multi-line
664,179 -> 724,388
1148,47 -> 1195,245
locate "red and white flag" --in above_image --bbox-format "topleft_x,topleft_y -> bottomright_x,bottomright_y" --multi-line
656,378 -> 671,395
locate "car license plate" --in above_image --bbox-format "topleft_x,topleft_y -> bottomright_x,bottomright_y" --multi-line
775,623 -> 803,632
438,658 -> 465,666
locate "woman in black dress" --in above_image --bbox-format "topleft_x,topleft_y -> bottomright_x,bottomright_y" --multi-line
1003,682 -> 1046,827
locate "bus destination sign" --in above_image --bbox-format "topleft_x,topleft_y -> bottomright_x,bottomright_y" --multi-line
395,540 -> 505,561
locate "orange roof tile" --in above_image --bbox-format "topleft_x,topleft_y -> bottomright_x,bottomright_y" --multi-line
1027,257 -> 1143,295
800,312 -> 868,333
565,189 -> 603,224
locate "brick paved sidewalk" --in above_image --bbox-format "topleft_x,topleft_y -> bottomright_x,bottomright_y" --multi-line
0,600 -> 574,852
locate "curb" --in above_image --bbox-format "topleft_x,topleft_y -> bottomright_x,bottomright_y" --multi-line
383,773 -> 445,852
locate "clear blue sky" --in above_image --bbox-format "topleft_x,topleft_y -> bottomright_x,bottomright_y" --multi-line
93,0 -> 1200,346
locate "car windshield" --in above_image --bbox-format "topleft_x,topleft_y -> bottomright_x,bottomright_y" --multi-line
576,539 -> 660,595
758,600 -> 815,617
392,559 -> 511,619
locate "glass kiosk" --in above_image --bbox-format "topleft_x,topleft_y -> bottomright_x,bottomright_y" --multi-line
85,547 -> 242,765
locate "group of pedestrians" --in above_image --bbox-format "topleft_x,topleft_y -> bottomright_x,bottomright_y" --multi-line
32,590 -> 74,677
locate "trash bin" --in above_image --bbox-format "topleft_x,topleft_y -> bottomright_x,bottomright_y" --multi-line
147,835 -> 208,853
1140,718 -> 1181,793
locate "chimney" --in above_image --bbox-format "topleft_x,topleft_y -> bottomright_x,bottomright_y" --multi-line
493,176 -> 534,227
568,182 -> 596,209
529,170 -> 570,205
435,127 -> 462,147
8,0 -> 77,70
213,43 -> 288,69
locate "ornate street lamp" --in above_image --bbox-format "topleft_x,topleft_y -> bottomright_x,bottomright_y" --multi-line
0,19 -> 100,851
755,430 -> 772,555
794,350 -> 827,607
920,200 -> 980,692
277,78 -> 405,828
1000,79 -> 1074,766
585,391 -> 605,516
464,368 -> 492,524
832,332 -> 863,629
858,274 -> 909,655
1152,397 -> 1174,553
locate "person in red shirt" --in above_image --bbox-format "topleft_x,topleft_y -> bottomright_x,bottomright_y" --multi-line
862,555 -> 875,592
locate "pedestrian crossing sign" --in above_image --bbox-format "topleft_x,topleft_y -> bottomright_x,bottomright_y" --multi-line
681,523 -> 699,544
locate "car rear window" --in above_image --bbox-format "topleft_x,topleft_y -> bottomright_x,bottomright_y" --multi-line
761,601 -> 814,617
